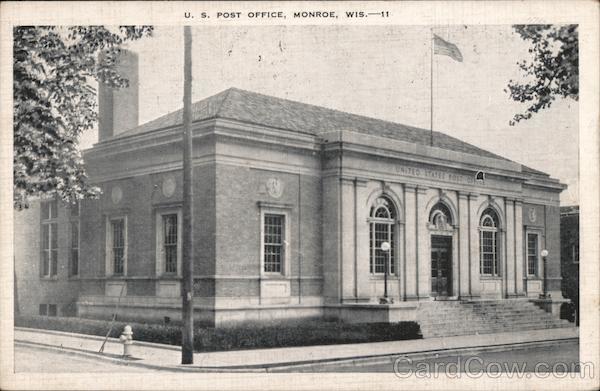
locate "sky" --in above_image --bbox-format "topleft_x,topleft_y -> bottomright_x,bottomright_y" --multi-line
82,25 -> 579,206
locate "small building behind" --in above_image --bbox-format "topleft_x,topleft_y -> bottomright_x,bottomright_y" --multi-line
560,205 -> 579,323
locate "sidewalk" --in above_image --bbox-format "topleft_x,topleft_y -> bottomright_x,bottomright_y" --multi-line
15,326 -> 579,372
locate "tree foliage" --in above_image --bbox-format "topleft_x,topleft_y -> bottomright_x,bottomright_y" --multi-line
506,24 -> 578,125
13,26 -> 153,209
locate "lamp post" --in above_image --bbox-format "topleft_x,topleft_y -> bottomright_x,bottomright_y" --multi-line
381,241 -> 391,302
541,249 -> 549,299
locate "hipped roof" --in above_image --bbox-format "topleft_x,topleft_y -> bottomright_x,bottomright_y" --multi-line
113,87 -> 547,176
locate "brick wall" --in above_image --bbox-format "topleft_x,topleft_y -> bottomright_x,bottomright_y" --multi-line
214,163 -> 322,297
14,200 -> 80,316
522,202 -> 562,292
78,163 -> 217,298
545,204 -> 562,291
560,209 -> 578,306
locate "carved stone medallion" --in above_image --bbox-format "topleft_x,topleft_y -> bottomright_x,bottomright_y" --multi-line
111,186 -> 123,204
528,207 -> 537,223
162,176 -> 176,198
266,177 -> 283,199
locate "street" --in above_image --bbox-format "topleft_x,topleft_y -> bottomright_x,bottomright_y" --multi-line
14,340 -> 580,374
15,345 -> 152,373
274,340 -> 581,373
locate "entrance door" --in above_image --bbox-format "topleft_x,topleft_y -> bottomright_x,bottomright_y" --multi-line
431,235 -> 452,297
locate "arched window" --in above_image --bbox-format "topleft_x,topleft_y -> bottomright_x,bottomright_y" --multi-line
429,202 -> 453,230
479,208 -> 500,276
369,196 -> 396,274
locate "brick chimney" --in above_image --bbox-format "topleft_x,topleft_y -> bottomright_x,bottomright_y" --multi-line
98,49 -> 139,141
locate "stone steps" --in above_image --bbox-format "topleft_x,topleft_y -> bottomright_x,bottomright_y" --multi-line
421,320 -> 572,333
419,312 -> 566,323
427,321 -> 573,333
420,310 -> 544,318
420,321 -> 570,333
421,318 -> 572,327
420,317 -> 565,327
417,300 -> 575,338
424,324 -> 573,338
420,322 -> 568,334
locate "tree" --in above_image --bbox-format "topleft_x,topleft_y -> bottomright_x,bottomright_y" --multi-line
13,26 -> 153,209
506,24 -> 578,125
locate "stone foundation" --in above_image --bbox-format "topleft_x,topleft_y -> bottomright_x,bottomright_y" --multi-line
77,295 -> 324,326
324,303 -> 419,323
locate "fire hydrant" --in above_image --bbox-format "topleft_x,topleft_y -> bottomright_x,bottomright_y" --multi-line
119,325 -> 133,357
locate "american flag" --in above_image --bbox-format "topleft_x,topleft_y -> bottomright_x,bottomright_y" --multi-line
433,34 -> 463,62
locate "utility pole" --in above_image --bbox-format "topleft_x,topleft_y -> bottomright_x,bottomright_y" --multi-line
181,25 -> 194,365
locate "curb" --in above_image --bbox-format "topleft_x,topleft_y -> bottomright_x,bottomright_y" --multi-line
15,340 -> 196,372
16,335 -> 578,372
185,336 -> 579,371
15,327 -> 181,351
264,338 -> 579,371
15,339 -> 263,373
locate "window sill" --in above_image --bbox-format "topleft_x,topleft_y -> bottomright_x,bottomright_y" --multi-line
369,274 -> 399,280
526,276 -> 543,280
105,275 -> 127,279
480,275 -> 502,280
260,274 -> 288,280
40,276 -> 59,281
158,274 -> 181,280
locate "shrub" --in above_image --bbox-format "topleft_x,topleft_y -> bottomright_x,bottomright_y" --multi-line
560,302 -> 576,323
15,315 -> 421,352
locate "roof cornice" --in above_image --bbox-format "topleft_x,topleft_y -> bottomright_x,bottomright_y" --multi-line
83,116 -> 566,193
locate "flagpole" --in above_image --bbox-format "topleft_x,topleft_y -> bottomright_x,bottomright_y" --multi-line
430,29 -> 434,147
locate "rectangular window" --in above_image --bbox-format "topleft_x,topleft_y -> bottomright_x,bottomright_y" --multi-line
163,214 -> 178,273
373,223 -> 385,273
263,214 -> 284,273
480,230 -> 497,275
70,202 -> 79,217
41,200 -> 57,220
372,223 -> 395,274
39,304 -> 47,316
156,209 -> 181,276
111,218 -> 126,275
527,233 -> 539,276
70,220 -> 79,276
390,224 -> 395,275
370,223 -> 395,275
41,200 -> 58,277
48,304 -> 57,317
